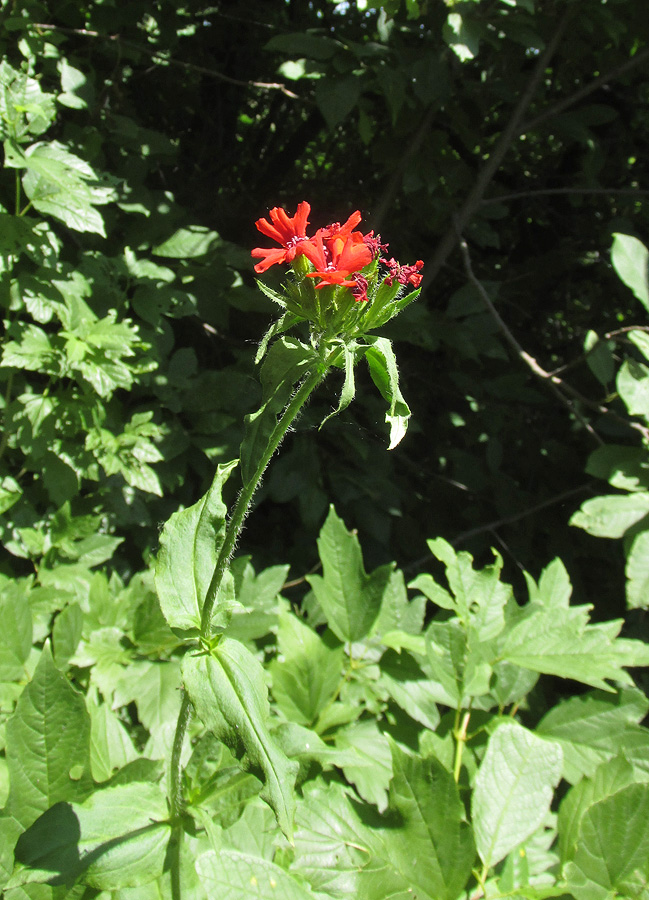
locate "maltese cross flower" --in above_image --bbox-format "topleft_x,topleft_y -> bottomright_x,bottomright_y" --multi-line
251,201 -> 311,273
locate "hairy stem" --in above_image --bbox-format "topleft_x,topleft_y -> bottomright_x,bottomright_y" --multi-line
168,344 -> 339,899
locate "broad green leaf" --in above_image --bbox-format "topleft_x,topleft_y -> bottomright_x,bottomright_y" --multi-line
87,698 -> 139,783
472,721 -> 563,869
306,506 -> 393,643
315,75 -> 361,129
584,330 -> 614,385
384,743 -> 475,900
425,619 -> 491,707
52,603 -> 82,670
626,530 -> 649,609
537,689 -> 649,783
226,559 -> 289,644
558,756 -> 640,865
197,849 -> 317,899
563,783 -> 649,900
152,225 -> 220,258
378,649 -> 440,731
372,569 -> 426,637
0,581 -> 33,681
183,640 -> 299,839
291,780 -> 373,896
586,444 -> 649,492
5,645 -> 92,828
365,336 -> 411,448
154,460 -> 237,631
617,358 -> 649,416
335,720 -> 392,812
500,601 -> 649,690
611,233 -> 649,312
270,612 -> 343,726
10,783 -> 170,891
112,660 -> 182,758
570,491 -> 649,538
240,337 -> 316,487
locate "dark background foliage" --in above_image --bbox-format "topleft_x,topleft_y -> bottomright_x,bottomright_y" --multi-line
2,0 -> 648,619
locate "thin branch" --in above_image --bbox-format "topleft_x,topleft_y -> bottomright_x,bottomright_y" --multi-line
32,23 -> 299,98
482,187 -> 649,206
521,45 -> 649,135
452,484 -> 593,548
423,9 -> 572,289
459,235 -> 649,443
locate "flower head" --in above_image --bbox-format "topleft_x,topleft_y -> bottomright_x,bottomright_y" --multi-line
251,202 -> 311,273
300,214 -> 373,291
382,257 -> 424,288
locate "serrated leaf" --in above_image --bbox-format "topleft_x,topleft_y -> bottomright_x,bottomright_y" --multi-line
240,337 -> 316,486
270,612 -> 343,726
306,506 -> 393,642
537,688 -> 649,783
558,756 -> 639,865
336,721 -> 392,812
197,848 -> 317,899
563,783 -> 649,900
611,233 -> 649,312
385,743 -> 476,900
183,640 -> 299,839
5,646 -> 92,828
365,336 -> 411,448
501,602 -> 649,690
11,783 -> 170,890
154,460 -> 237,631
0,580 -> 33,681
472,721 -> 563,869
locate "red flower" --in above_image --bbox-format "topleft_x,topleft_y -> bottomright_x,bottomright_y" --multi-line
301,213 -> 373,290
251,202 -> 311,273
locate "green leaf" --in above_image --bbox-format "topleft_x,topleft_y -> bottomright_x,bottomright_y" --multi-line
384,743 -> 476,900
0,580 -> 33,681
626,530 -> 649,609
226,559 -> 289,644
558,756 -> 640,865
584,330 -> 614,385
378,649 -> 441,730
154,460 -> 238,632
112,660 -> 182,758
537,689 -> 649,783
152,225 -> 220,258
365,336 -> 411,448
306,506 -> 393,643
611,233 -> 649,312
617,358 -> 649,416
472,721 -> 563,869
585,444 -> 649,493
5,646 -> 92,829
87,698 -> 139,783
315,76 -> 361,129
335,720 -> 392,812
52,604 -> 82,670
270,612 -> 343,726
240,337 -> 316,487
570,491 -> 649,538
563,783 -> 649,900
11,783 -> 170,891
500,601 -> 649,690
318,340 -> 359,429
183,639 -> 299,839
197,849 -> 317,899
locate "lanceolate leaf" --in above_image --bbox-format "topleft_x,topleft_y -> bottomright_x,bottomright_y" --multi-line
472,721 -> 563,870
383,742 -> 475,900
5,645 -> 93,829
154,460 -> 238,632
318,340 -> 360,428
240,337 -> 316,487
306,506 -> 393,643
183,639 -> 299,840
365,336 -> 411,449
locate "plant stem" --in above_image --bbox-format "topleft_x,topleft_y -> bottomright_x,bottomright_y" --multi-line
453,709 -> 471,783
168,344 -> 339,900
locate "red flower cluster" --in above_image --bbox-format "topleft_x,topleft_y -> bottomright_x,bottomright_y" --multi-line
251,202 -> 423,303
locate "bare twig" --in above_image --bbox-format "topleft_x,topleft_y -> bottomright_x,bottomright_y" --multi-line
482,187 -> 649,206
423,9 -> 572,289
459,235 -> 649,443
451,483 -> 592,547
32,23 -> 299,98
521,45 -> 649,135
